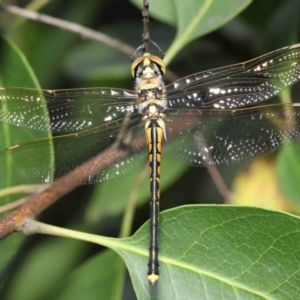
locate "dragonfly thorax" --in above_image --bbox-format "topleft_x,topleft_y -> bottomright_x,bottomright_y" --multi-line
132,53 -> 167,117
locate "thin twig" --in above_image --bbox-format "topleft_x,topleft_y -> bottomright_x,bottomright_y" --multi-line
0,4 -> 135,56
206,166 -> 231,201
0,3 -> 230,237
0,141 -> 134,237
193,130 -> 230,202
0,196 -> 30,214
0,3 -> 179,81
142,0 -> 150,52
0,184 -> 49,214
0,184 -> 49,199
0,116 -> 195,237
0,111 -> 230,238
140,0 -> 229,201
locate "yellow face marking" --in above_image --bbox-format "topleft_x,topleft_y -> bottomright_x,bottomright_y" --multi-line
143,57 -> 151,66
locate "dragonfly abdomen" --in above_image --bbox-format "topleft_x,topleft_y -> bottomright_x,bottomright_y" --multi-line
145,118 -> 164,292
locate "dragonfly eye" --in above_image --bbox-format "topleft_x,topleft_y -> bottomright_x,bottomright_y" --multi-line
131,56 -> 145,78
148,55 -> 166,76
131,53 -> 166,78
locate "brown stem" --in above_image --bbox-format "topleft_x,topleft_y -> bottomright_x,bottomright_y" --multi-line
142,0 -> 150,52
0,4 -> 135,56
0,140 -> 137,237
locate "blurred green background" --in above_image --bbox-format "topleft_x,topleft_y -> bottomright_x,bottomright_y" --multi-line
0,0 -> 300,299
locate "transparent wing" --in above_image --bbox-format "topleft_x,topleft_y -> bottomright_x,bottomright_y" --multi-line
0,117 -> 147,185
0,87 -> 137,133
0,87 -> 148,185
166,44 -> 300,109
2,45 -> 300,185
165,104 -> 300,166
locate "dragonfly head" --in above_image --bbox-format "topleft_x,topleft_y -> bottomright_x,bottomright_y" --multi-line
131,53 -> 166,79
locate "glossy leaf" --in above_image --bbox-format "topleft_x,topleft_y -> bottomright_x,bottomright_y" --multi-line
30,206 -> 300,299
0,37 -> 40,88
130,0 -> 176,27
0,37 -> 53,190
1,1 -> 300,299
130,0 -> 252,64
0,37 -> 52,282
166,0 -> 252,64
119,206 -> 300,299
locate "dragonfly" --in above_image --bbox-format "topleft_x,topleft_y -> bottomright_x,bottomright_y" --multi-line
1,44 -> 300,292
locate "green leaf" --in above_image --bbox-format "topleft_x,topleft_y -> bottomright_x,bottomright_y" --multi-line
16,1 -> 107,88
0,37 -> 53,190
32,206 -> 300,299
130,0 -> 252,64
165,0 -> 252,64
122,206 -> 300,299
0,36 -> 53,283
0,37 -> 40,88
276,144 -> 300,206
130,0 -> 176,27
64,42 -> 130,81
